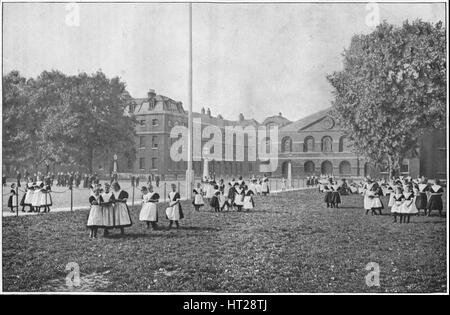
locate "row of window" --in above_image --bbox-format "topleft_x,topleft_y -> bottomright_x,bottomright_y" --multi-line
281,135 -> 349,153
139,118 -> 160,127
300,160 -> 352,175
139,136 -> 158,149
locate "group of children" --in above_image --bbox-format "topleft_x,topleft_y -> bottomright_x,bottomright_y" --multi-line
7,181 -> 53,213
361,176 -> 444,223
87,182 -> 184,237
86,182 -> 132,238
321,180 -> 342,208
87,175 -> 272,237
191,175 -> 271,212
388,177 -> 444,223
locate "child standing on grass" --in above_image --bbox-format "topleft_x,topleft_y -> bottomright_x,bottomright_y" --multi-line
391,186 -> 405,223
210,187 -> 220,212
192,184 -> 205,211
139,186 -> 160,230
166,183 -> 184,230
323,181 -> 333,208
369,182 -> 384,215
87,188 -> 104,238
8,183 -> 18,213
415,178 -> 429,216
243,185 -> 255,211
330,182 -> 341,209
401,185 -> 418,223
39,184 -> 52,213
426,179 -> 444,217
234,183 -> 244,212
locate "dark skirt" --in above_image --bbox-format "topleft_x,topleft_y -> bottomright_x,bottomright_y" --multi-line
331,191 -> 341,204
415,193 -> 428,210
210,196 -> 219,208
20,194 -> 27,206
7,195 -> 14,207
324,191 -> 333,203
427,195 -> 443,211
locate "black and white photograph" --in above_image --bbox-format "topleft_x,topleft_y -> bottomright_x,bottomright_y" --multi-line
0,0 -> 448,298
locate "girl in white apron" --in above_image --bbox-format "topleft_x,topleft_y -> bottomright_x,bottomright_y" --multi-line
391,186 -> 405,223
166,184 -> 184,229
101,184 -> 115,235
21,182 -> 34,212
243,185 -> 255,211
32,182 -> 43,212
87,188 -> 104,238
401,185 -> 418,223
234,184 -> 244,211
192,183 -> 204,211
111,182 -> 132,235
139,186 -> 160,230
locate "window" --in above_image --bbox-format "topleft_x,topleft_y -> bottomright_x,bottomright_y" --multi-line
139,120 -> 145,126
304,136 -> 315,152
139,136 -> 145,148
249,163 -> 253,172
400,162 -> 409,173
339,136 -> 346,152
152,119 -> 159,127
322,136 -> 333,152
139,158 -> 145,170
127,159 -> 133,169
282,137 -> 292,152
152,158 -> 158,169
152,136 -> 158,149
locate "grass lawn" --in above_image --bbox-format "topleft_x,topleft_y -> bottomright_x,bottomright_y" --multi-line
2,189 -> 447,293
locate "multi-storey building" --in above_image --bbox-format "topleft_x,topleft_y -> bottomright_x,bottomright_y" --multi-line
110,89 -> 445,180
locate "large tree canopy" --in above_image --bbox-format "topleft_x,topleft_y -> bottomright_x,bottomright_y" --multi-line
2,70 -> 136,173
327,20 -> 446,176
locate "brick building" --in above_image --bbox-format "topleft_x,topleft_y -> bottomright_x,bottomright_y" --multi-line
109,89 -> 446,180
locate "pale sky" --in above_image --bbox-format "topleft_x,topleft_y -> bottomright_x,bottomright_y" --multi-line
2,2 -> 446,122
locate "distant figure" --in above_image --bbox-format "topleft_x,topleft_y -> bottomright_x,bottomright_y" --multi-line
16,170 -> 21,187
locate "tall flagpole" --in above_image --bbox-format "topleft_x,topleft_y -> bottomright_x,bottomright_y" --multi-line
186,2 -> 193,199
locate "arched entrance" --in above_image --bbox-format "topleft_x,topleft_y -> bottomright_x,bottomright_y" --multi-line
321,160 -> 333,175
281,161 -> 290,178
339,160 -> 351,175
304,161 -> 315,174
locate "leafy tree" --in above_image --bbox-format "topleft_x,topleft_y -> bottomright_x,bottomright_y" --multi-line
2,70 -> 137,173
327,20 -> 446,176
2,71 -> 34,171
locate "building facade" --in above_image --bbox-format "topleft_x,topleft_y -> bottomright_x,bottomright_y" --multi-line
110,89 -> 445,180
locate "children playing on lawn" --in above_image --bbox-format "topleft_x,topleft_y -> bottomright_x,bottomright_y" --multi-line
139,185 -> 159,230
166,183 -> 184,230
87,188 -> 104,238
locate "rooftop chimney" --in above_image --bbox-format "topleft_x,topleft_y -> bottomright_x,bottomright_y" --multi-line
239,113 -> 244,121
148,89 -> 156,99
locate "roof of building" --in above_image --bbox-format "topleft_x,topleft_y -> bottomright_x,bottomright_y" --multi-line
279,108 -> 333,132
262,113 -> 292,127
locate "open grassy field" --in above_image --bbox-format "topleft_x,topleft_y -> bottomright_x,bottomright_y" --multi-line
2,189 -> 447,293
